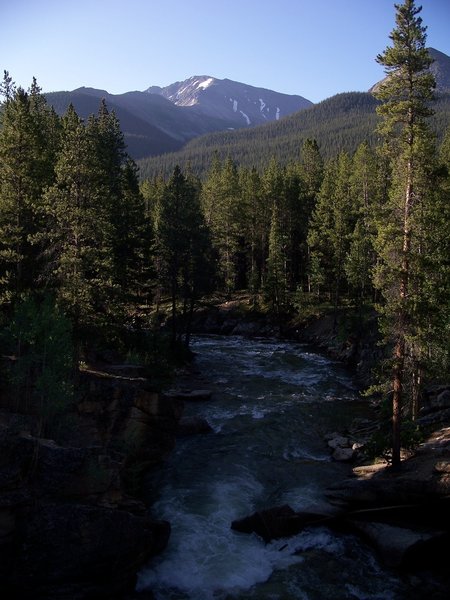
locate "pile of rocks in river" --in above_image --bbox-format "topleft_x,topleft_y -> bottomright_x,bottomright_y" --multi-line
325,432 -> 365,462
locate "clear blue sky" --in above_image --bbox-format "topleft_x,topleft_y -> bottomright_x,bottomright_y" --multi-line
1,0 -> 449,103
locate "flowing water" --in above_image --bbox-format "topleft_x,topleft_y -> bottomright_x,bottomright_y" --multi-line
137,335 -> 420,600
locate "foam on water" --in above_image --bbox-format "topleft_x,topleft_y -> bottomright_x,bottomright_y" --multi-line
279,485 -> 333,514
282,446 -> 330,463
137,474 -> 307,599
138,509 -> 346,600
344,584 -> 397,600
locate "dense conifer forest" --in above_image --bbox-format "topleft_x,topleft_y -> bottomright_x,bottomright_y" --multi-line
138,90 -> 450,180
0,0 -> 448,460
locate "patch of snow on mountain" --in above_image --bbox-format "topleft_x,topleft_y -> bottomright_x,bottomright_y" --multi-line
197,77 -> 214,90
259,98 -> 266,112
276,107 -> 280,120
240,110 -> 251,125
233,100 -> 238,112
175,85 -> 189,99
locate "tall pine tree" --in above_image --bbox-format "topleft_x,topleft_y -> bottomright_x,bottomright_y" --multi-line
0,74 -> 58,309
373,0 -> 436,468
42,105 -> 115,349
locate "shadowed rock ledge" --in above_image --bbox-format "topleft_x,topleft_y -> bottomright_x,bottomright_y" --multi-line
0,366 -> 184,599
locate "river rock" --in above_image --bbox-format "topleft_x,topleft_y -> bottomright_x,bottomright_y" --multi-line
426,388 -> 450,411
15,434 -> 122,502
327,436 -> 349,449
347,520 -> 446,568
231,505 -> 331,543
434,461 -> 450,474
177,416 -> 213,436
418,408 -> 450,428
332,446 -> 354,462
434,389 -> 450,408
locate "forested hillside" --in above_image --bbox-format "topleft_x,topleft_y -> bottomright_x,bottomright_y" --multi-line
138,91 -> 450,179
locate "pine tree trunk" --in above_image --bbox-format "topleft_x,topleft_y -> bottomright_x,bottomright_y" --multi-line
391,167 -> 413,469
392,335 -> 404,470
411,361 -> 422,421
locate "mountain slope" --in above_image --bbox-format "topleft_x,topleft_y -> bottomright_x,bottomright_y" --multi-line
45,77 -> 312,160
370,47 -> 450,94
138,90 -> 450,180
45,90 -> 182,158
45,88 -> 237,159
137,92 -> 380,178
429,47 -> 450,93
43,48 -> 449,167
146,75 -> 312,128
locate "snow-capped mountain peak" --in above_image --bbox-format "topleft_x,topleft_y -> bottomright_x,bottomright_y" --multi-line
148,75 -> 218,107
145,75 -> 312,127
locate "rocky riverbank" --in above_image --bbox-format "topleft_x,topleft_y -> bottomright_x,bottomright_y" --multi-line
0,363 -> 185,599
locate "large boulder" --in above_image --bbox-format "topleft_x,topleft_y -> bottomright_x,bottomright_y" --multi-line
75,373 -> 184,476
332,446 -> 355,462
347,520 -> 448,568
231,505 -> 332,543
422,388 -> 450,412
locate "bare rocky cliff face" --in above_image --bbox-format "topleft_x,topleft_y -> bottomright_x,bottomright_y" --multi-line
0,366 -> 184,599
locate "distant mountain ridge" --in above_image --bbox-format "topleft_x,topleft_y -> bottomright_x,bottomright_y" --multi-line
145,75 -> 312,128
370,47 -> 450,94
44,76 -> 312,160
43,47 -> 449,164
428,48 -> 450,93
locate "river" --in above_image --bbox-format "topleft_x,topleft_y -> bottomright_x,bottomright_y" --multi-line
137,335 -> 420,600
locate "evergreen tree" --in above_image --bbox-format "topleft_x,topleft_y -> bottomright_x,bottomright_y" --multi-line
308,152 -> 355,319
291,139 -> 324,294
238,167 -> 265,294
261,159 -> 286,286
42,105 -> 115,349
155,166 -> 213,347
115,159 -> 153,309
373,0 -> 436,468
283,162 -> 311,291
0,74 -> 58,309
2,295 -> 74,436
344,143 -> 379,313
307,158 -> 338,301
201,156 -> 241,293
298,138 -> 324,206
265,200 -> 287,313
